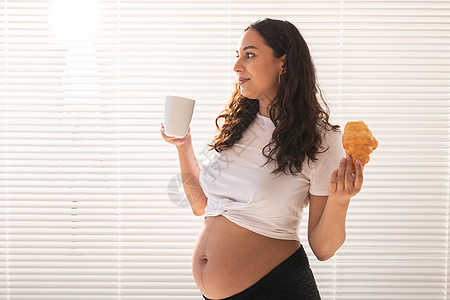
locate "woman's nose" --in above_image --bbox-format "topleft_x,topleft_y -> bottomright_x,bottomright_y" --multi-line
233,58 -> 244,73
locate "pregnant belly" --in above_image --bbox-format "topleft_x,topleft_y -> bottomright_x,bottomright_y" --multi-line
192,215 -> 300,299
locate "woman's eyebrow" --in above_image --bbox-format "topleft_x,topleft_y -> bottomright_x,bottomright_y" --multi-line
236,45 -> 258,53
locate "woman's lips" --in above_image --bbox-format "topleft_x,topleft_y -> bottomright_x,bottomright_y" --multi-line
238,78 -> 250,85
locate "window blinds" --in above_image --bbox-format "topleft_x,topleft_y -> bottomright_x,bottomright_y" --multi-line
1,1 -> 449,299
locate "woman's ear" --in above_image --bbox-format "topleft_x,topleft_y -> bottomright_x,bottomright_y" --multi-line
280,54 -> 286,74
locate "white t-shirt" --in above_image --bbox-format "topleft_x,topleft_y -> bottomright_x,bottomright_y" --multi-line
198,112 -> 344,241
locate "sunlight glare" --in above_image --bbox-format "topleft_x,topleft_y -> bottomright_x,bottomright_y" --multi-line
50,0 -> 101,44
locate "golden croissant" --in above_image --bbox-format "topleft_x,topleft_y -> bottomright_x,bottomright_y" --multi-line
342,121 -> 378,172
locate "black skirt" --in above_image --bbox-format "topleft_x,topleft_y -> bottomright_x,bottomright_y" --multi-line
202,245 -> 321,300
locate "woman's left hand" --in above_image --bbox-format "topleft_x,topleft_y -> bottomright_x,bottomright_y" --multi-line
328,155 -> 364,206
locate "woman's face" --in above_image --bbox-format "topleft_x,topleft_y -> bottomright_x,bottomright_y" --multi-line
233,29 -> 285,102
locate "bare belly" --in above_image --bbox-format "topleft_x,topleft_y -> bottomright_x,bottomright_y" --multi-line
192,215 -> 301,299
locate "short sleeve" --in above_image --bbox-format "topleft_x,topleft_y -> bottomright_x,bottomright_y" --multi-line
309,130 -> 345,196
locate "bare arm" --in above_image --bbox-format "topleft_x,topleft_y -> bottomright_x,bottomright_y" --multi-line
307,155 -> 363,261
160,124 -> 208,216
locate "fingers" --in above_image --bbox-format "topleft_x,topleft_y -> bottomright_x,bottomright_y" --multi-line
330,156 -> 364,198
160,123 -> 190,139
354,159 -> 364,191
344,155 -> 353,188
337,157 -> 346,191
160,123 -> 190,148
160,123 -> 173,140
160,123 -> 169,138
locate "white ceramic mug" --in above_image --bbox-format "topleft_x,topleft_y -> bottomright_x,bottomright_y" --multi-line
163,95 -> 196,138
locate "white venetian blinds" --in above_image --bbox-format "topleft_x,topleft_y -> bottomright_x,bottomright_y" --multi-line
334,2 -> 449,299
1,1 -> 449,299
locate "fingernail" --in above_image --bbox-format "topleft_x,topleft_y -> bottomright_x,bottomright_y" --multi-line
356,159 -> 361,166
346,155 -> 351,161
340,158 -> 346,163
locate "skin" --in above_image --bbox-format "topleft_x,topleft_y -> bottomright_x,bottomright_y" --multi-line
233,28 -> 285,117
160,28 -> 364,298
308,156 -> 363,261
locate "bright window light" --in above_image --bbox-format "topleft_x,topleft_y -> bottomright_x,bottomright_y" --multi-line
50,0 -> 101,44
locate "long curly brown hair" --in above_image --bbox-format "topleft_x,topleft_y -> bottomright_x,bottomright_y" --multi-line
208,18 -> 339,175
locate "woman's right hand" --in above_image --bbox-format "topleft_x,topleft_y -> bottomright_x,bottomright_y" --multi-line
160,123 -> 191,148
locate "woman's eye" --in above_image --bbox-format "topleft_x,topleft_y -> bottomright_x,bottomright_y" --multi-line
235,53 -> 255,59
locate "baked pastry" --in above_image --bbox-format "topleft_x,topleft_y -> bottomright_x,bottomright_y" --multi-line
342,121 -> 378,172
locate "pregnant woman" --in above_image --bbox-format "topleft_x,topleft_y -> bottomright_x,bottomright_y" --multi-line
160,18 -> 364,300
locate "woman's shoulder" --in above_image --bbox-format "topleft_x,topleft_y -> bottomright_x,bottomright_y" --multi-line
305,127 -> 344,176
302,126 -> 343,172
319,126 -> 342,150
